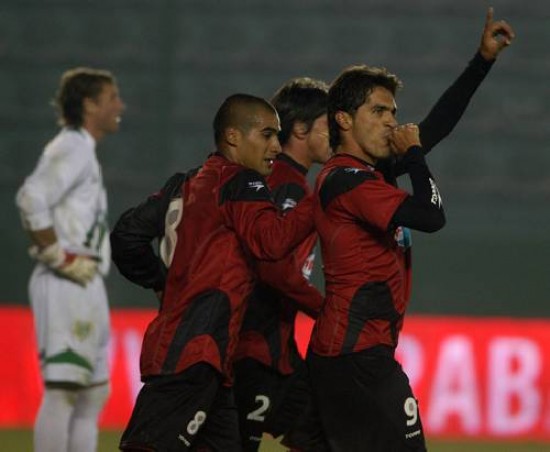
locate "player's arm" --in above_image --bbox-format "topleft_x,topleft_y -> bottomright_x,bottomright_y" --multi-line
16,145 -> 98,285
256,257 -> 323,318
390,125 -> 445,233
271,181 -> 306,211
333,125 -> 444,234
110,172 -> 188,293
221,169 -> 314,261
256,181 -> 322,317
394,7 -> 514,176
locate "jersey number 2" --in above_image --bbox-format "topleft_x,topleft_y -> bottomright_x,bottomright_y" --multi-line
246,395 -> 270,422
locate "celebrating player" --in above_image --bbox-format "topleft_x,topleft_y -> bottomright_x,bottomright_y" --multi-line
232,78 -> 331,451
306,8 -> 514,452
117,94 -> 314,452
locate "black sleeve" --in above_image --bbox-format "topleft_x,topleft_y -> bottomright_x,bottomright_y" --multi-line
271,182 -> 306,211
391,146 -> 445,233
219,169 -> 272,204
110,172 -> 188,291
394,52 -> 494,177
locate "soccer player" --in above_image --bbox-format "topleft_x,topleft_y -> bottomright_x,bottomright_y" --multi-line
15,67 -> 125,452
237,8 -> 515,451
232,78 -> 330,451
110,79 -> 330,451
118,94 -> 315,452
306,9 -> 514,452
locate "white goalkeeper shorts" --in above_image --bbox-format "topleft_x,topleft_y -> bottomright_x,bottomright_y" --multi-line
29,264 -> 111,387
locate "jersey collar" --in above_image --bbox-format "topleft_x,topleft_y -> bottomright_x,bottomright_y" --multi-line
278,153 -> 308,176
332,152 -> 376,171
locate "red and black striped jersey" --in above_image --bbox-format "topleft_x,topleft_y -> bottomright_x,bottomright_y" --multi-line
309,51 -> 495,357
111,169 -> 199,293
136,153 -> 314,384
310,154 -> 412,356
235,154 -> 322,375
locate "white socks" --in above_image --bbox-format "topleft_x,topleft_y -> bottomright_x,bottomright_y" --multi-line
68,384 -> 110,452
34,384 -> 110,452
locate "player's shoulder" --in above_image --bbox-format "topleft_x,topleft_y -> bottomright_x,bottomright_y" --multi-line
318,164 -> 377,210
219,166 -> 271,204
321,163 -> 377,190
45,128 -> 94,159
270,164 -> 306,187
150,167 -> 201,204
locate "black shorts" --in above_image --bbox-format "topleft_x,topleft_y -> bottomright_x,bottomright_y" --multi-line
120,363 -> 240,452
308,347 -> 427,452
233,358 -> 329,452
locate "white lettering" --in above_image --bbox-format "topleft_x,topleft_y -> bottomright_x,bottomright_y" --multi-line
429,178 -> 442,207
396,334 -> 424,391
488,337 -> 541,434
122,329 -> 145,403
107,329 -> 144,403
427,336 -> 481,434
405,429 -> 422,439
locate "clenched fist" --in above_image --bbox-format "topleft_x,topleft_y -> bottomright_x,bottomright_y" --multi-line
389,123 -> 421,156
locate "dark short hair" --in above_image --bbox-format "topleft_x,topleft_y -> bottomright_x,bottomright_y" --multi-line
271,77 -> 329,146
328,65 -> 402,148
54,67 -> 116,128
213,93 -> 277,145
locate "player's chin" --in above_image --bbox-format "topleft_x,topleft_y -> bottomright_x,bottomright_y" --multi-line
107,122 -> 120,133
381,143 -> 394,158
263,159 -> 275,174
260,166 -> 273,176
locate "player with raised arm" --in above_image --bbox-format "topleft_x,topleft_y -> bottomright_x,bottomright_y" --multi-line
306,8 -> 514,452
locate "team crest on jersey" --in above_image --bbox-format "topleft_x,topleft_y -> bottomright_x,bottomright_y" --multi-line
248,181 -> 265,192
73,320 -> 93,341
395,226 -> 412,249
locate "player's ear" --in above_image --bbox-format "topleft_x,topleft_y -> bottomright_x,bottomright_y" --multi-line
225,127 -> 241,147
83,96 -> 98,115
291,121 -> 308,141
335,111 -> 352,131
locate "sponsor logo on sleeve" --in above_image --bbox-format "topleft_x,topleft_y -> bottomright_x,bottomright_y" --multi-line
429,178 -> 442,208
344,167 -> 363,175
281,198 -> 297,210
248,181 -> 265,192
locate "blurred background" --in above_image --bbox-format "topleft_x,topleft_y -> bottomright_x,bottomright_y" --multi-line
3,0 -> 549,316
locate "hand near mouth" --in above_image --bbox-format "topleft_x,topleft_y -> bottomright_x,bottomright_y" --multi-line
389,123 -> 421,156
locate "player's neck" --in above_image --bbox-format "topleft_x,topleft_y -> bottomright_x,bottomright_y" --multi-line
282,145 -> 312,170
336,144 -> 376,166
82,124 -> 105,143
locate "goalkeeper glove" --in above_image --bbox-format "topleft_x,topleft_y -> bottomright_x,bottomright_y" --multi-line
29,242 -> 98,286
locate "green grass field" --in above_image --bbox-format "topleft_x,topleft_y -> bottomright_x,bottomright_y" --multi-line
1,429 -> 548,451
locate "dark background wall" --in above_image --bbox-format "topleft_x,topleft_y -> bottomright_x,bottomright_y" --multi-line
2,0 -> 549,316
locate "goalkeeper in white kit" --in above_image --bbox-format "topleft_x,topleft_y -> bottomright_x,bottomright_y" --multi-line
15,67 -> 125,452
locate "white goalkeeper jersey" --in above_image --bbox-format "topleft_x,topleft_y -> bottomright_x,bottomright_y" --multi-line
16,127 -> 111,275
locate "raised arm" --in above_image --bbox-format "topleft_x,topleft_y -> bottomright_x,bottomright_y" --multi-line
418,7 -> 515,154
388,7 -> 515,180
